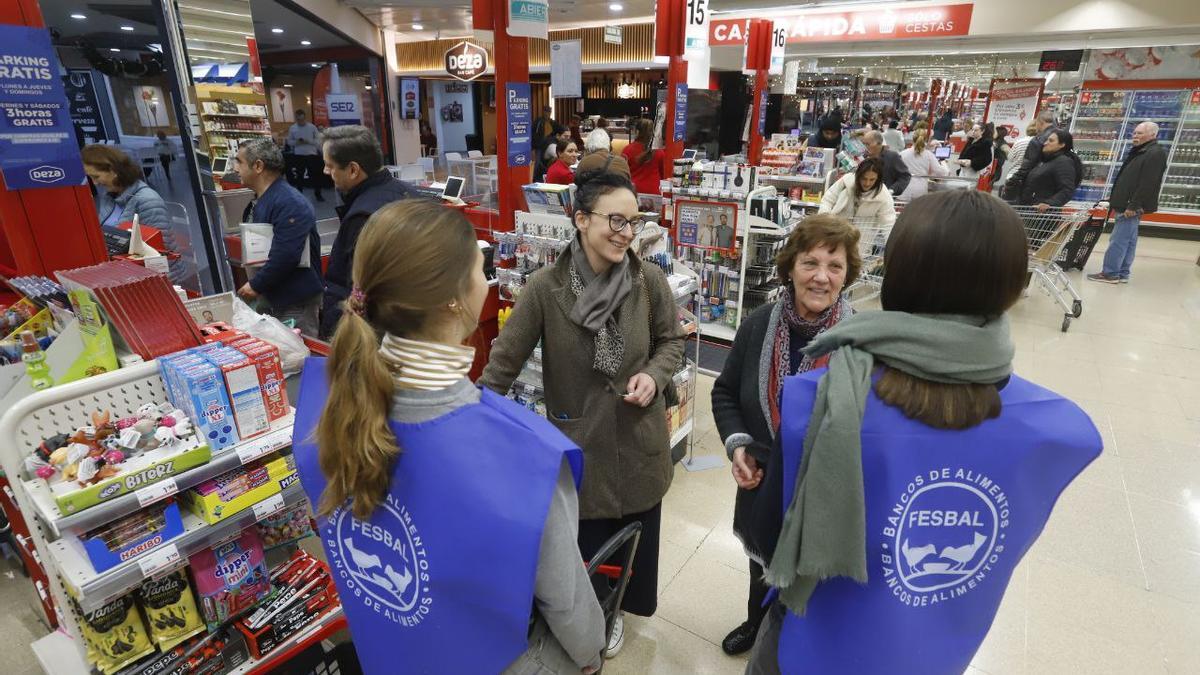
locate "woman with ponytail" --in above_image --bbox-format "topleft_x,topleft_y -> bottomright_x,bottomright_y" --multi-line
292,200 -> 605,675
897,129 -> 948,200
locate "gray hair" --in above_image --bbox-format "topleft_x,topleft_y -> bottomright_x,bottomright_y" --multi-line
321,125 -> 384,175
239,137 -> 284,174
1137,120 -> 1160,137
865,130 -> 884,145
584,128 -> 611,153
1037,110 -> 1056,125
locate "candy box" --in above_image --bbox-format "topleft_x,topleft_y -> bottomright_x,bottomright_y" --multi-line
52,443 -> 211,515
255,502 -> 313,548
230,340 -> 289,424
175,361 -> 240,451
199,347 -> 270,441
189,529 -> 270,630
182,453 -> 297,525
77,501 -> 184,573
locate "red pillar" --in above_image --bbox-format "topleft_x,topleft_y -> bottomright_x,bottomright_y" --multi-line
745,20 -> 773,166
0,1 -> 108,277
478,0 -> 530,231
664,57 -> 687,164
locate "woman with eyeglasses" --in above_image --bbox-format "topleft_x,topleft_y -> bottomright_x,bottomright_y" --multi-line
482,169 -> 686,660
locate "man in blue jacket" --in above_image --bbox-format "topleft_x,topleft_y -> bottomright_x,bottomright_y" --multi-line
234,138 -> 323,335
318,125 -> 416,338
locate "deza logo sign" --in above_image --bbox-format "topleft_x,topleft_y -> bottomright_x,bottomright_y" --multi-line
445,42 -> 488,82
29,165 -> 65,183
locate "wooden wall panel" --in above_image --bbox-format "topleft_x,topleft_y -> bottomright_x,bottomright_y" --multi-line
393,23 -> 654,73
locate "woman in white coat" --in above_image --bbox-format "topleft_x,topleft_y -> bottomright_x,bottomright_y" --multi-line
820,157 -> 896,253
898,129 -> 948,200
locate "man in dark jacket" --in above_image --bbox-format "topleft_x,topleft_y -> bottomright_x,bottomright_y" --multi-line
1089,121 -> 1168,284
932,109 -> 954,141
1003,110 -> 1057,201
863,130 -> 912,196
319,125 -> 415,337
234,138 -> 324,335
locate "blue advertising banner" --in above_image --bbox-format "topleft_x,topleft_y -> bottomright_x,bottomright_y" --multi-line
0,26 -> 85,190
506,82 -> 532,167
673,83 -> 688,142
757,89 -> 768,137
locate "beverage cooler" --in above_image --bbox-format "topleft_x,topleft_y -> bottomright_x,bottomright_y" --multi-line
1070,81 -> 1200,228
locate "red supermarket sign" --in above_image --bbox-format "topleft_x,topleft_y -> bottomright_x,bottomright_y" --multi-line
710,2 -> 973,45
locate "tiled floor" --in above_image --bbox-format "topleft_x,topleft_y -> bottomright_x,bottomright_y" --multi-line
2,234 -> 1198,674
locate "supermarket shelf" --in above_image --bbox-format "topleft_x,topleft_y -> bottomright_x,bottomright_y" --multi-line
1164,184 -> 1200,189
699,321 -> 737,343
24,414 -> 294,538
32,630 -> 85,675
229,609 -> 348,675
1073,116 -> 1125,122
1170,163 -> 1200,168
206,130 -> 271,135
758,173 -> 826,184
202,112 -> 268,119
51,482 -> 308,614
670,418 -> 695,448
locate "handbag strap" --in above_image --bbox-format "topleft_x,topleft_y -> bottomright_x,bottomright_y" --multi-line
639,269 -> 655,354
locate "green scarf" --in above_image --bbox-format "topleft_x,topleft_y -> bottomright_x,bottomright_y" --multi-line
763,311 -> 1015,614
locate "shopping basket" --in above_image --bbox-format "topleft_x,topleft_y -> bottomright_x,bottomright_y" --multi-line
1010,203 -> 1090,332
844,201 -> 905,306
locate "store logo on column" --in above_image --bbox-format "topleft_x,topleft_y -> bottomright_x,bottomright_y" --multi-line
330,494 -> 432,627
29,165 -> 65,183
880,467 -> 1011,608
445,42 -> 488,82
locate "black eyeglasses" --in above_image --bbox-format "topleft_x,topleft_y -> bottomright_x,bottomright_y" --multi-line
585,211 -> 647,235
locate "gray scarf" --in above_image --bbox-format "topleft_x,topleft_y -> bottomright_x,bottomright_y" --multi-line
764,311 -> 1015,614
568,237 -> 632,377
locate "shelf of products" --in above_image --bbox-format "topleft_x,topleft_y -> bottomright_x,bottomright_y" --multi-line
195,86 -> 272,164
1071,87 -> 1200,214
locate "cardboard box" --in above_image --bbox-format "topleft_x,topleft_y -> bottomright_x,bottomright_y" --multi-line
231,341 -> 289,424
200,347 -> 270,441
175,360 -> 240,451
234,589 -> 337,659
53,443 -> 212,514
76,501 -> 184,573
182,453 -> 297,524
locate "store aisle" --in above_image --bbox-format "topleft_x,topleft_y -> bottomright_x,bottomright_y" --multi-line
0,237 -> 1197,674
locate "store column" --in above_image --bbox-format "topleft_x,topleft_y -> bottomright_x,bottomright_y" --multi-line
745,19 -> 773,166
657,0 -> 687,163
474,0 -> 531,229
0,0 -> 108,277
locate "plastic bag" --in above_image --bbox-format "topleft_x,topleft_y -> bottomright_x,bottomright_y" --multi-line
230,297 -> 309,375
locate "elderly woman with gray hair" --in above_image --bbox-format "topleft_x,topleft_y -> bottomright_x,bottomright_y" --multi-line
576,128 -> 632,179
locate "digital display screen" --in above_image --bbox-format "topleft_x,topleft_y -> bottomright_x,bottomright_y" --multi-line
934,146 -> 952,160
1039,50 -> 1084,72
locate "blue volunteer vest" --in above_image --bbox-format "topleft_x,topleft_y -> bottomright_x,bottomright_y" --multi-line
292,358 -> 583,675
775,371 -> 1101,674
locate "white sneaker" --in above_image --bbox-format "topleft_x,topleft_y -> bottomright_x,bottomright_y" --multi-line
604,612 -> 625,659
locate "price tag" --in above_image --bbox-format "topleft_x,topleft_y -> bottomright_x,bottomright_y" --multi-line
137,543 -> 181,579
237,428 -> 289,465
252,493 -> 286,521
135,478 -> 178,507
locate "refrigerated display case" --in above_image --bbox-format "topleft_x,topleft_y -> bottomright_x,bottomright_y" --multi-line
1071,82 -> 1200,227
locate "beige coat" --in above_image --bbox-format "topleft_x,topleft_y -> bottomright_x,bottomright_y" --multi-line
481,247 -> 685,519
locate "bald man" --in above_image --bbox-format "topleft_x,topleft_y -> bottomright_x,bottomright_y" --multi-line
1088,121 -> 1168,284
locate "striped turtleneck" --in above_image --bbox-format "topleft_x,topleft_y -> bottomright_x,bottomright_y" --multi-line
378,334 -> 476,391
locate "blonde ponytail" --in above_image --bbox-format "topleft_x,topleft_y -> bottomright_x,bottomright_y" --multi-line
316,308 -> 396,519
313,200 -> 478,520
913,129 -> 929,154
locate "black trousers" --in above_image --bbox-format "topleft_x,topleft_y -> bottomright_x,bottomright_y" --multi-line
301,155 -> 325,195
748,559 -> 770,627
577,502 -> 661,617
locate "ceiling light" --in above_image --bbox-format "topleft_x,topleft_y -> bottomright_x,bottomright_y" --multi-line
70,13 -> 86,20
609,3 -> 623,10
364,85 -> 373,90
283,83 -> 293,88
300,40 -> 311,45
271,27 -> 284,34
109,48 -> 120,52
120,25 -> 134,31
412,23 -> 424,30
311,63 -> 320,68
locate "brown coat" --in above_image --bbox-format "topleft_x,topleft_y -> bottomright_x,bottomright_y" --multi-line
481,247 -> 685,519
575,150 -> 632,180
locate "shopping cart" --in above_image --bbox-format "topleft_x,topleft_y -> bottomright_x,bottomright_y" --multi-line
1010,203 -> 1090,332
844,201 -> 905,306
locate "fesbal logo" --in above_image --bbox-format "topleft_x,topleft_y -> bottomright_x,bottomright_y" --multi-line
444,42 -> 488,82
29,165 -> 65,183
